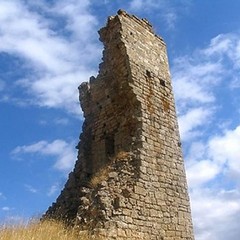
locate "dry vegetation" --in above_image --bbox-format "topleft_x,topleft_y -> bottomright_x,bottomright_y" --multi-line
90,166 -> 110,187
90,151 -> 131,187
0,220 -> 90,240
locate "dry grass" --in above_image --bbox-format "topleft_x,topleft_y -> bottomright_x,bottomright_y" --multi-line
90,151 -> 131,187
114,151 -> 130,160
90,166 -> 110,187
0,220 -> 90,240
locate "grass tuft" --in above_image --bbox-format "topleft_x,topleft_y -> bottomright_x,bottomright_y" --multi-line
90,166 -> 110,187
90,151 -> 131,187
0,220 -> 89,240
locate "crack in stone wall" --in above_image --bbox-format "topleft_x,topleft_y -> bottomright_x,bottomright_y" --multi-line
44,10 -> 195,240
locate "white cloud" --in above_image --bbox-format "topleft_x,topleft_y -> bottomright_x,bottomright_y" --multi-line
47,183 -> 60,197
187,160 -> 220,187
24,184 -> 38,194
203,33 -> 240,69
0,1 -> 69,73
174,76 -> 214,104
191,188 -> 240,240
129,0 -> 144,10
173,33 -> 240,115
0,0 -> 100,114
128,0 -> 189,29
208,125 -> 240,174
203,34 -> 233,56
12,139 -> 76,172
230,76 -> 240,89
53,0 -> 97,41
163,11 -> 177,29
185,125 -> 240,188
172,58 -> 222,109
186,141 -> 206,162
184,125 -> 240,238
0,192 -> 7,201
38,117 -> 70,126
173,32 -> 240,150
54,118 -> 69,125
178,107 -> 213,141
17,71 -> 91,114
2,207 -> 11,211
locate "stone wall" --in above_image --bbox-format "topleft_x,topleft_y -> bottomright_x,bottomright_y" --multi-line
45,10 -> 194,240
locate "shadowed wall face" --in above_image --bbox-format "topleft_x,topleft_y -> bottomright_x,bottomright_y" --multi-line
45,10 -> 194,240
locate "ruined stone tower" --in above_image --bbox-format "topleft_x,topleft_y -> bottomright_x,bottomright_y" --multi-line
45,10 -> 194,240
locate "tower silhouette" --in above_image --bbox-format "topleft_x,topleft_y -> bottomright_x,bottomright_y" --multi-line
45,10 -> 194,240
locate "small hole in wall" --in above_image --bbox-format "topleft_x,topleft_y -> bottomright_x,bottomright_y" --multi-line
160,79 -> 165,86
146,70 -> 152,78
107,95 -> 110,99
86,173 -> 92,179
105,135 -> 115,157
130,32 -> 133,35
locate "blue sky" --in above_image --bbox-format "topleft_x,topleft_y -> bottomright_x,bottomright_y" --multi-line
0,0 -> 240,239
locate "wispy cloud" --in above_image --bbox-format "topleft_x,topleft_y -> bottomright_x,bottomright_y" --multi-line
230,76 -> 240,89
38,117 -> 70,126
47,183 -> 61,197
173,59 -> 221,107
187,160 -> 220,187
191,188 -> 240,240
54,118 -> 70,125
12,139 -> 77,172
129,0 -> 144,10
128,0 -> 191,29
178,107 -> 213,141
173,32 -> 240,140
172,31 -> 240,103
203,33 -> 240,69
0,0 -> 100,114
24,184 -> 38,194
2,207 -> 11,211
0,192 -> 6,201
208,126 -> 240,174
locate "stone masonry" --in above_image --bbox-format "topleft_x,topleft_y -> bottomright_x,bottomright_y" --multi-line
45,10 -> 195,240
